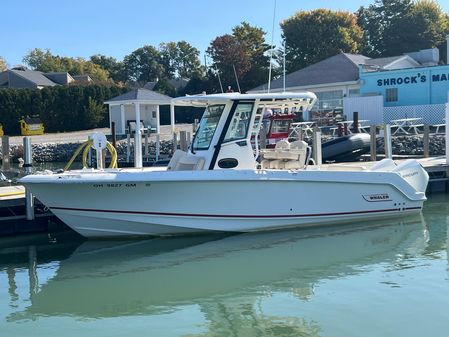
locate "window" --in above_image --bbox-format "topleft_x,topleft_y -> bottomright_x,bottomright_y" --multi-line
386,88 -> 398,102
192,104 -> 226,151
223,102 -> 254,142
348,89 -> 360,97
271,119 -> 290,133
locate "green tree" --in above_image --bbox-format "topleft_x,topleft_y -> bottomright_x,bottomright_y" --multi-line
160,41 -> 202,79
357,0 -> 413,56
123,45 -> 165,84
281,9 -> 363,72
0,56 -> 7,71
90,54 -> 126,82
207,22 -> 270,92
23,48 -> 110,82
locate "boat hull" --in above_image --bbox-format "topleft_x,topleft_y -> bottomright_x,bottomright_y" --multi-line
22,169 -> 426,238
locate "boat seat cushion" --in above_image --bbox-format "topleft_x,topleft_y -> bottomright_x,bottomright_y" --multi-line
167,150 -> 205,171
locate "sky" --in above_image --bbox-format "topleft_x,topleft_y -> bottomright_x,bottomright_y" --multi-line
2,0 -> 449,67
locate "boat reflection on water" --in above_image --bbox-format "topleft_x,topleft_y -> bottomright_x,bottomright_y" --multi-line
4,215 -> 428,325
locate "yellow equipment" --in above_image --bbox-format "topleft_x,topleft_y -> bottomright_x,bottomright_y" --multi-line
0,124 -> 4,136
20,116 -> 45,136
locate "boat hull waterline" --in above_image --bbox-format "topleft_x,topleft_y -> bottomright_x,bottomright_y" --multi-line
22,168 -> 427,237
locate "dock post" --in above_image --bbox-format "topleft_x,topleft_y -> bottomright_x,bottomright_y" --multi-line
23,137 -> 35,221
312,126 -> 322,165
126,134 -> 131,163
370,125 -> 377,161
173,132 -> 178,152
446,94 -> 449,165
187,132 -> 191,149
144,132 -> 149,161
384,124 -> 393,159
353,111 -> 359,133
155,134 -> 160,162
194,119 -> 199,133
1,135 -> 10,171
179,131 -> 188,151
423,124 -> 430,158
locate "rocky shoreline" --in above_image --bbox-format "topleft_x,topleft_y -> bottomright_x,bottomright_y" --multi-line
1,134 -> 446,164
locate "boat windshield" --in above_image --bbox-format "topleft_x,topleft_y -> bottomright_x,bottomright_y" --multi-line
192,104 -> 226,151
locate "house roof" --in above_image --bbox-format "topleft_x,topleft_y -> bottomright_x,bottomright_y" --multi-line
11,69 -> 57,87
105,88 -> 172,105
250,53 -> 370,92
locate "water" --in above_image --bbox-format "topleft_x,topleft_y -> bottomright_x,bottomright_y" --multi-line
0,196 -> 448,337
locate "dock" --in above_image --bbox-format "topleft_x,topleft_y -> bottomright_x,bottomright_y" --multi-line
0,185 -> 63,236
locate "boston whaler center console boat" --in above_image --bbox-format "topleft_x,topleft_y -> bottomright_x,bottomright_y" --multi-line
20,93 -> 429,238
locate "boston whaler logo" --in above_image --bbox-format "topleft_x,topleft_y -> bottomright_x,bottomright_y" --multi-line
362,193 -> 391,202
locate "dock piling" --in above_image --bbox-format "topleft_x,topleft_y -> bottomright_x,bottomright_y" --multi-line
144,133 -> 149,161
384,124 -> 393,159
180,131 -> 188,152
370,125 -> 377,161
423,124 -> 430,158
155,134 -> 160,162
173,132 -> 178,152
23,137 -> 35,221
126,134 -> 131,163
312,126 -> 322,165
2,136 -> 10,171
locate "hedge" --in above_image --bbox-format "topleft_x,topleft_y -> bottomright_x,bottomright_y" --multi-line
0,85 -> 127,135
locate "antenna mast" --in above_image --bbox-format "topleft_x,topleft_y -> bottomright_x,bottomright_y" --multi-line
283,39 -> 286,92
267,0 -> 277,93
233,64 -> 241,93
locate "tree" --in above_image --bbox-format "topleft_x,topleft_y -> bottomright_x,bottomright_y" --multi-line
357,0 -> 413,56
160,41 -> 202,79
23,48 -> 110,82
0,56 -> 7,71
123,45 -> 165,84
281,9 -> 363,72
401,1 -> 449,55
90,54 -> 126,83
207,34 -> 251,90
232,22 -> 271,90
207,22 -> 270,92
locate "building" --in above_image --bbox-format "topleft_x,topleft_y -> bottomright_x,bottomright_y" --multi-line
0,67 -> 92,89
250,39 -> 449,125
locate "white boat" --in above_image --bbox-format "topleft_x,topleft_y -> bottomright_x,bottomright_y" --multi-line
20,92 -> 429,238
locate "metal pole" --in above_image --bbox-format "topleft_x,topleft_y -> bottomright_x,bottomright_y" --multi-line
423,124 -> 430,158
23,137 -> 34,220
2,135 -> 10,171
111,121 -> 117,149
312,126 -> 322,165
384,124 -> 393,159
370,125 -> 377,161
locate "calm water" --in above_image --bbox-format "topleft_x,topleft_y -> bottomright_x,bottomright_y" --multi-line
1,196 -> 448,337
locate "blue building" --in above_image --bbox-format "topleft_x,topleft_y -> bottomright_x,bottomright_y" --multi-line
360,64 -> 449,106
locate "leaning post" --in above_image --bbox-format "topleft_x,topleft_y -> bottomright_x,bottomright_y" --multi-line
312,126 -> 322,165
